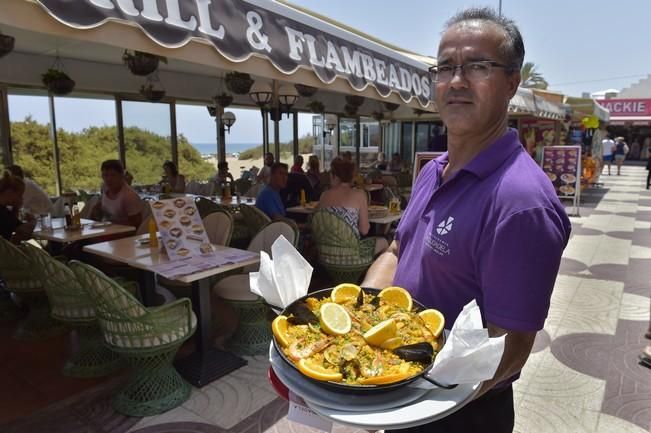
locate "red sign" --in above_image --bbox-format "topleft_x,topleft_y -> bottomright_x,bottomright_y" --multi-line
597,98 -> 651,117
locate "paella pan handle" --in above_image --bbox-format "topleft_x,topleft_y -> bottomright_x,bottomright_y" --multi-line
420,375 -> 458,390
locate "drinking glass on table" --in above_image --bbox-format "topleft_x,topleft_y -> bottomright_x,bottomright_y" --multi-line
40,213 -> 53,231
389,197 -> 400,214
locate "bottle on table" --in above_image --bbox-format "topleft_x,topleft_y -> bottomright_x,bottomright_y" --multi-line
148,217 -> 158,248
223,181 -> 232,200
64,203 -> 72,227
300,189 -> 307,206
71,204 -> 81,226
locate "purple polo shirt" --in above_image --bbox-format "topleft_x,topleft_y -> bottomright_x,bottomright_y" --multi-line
394,129 -> 571,333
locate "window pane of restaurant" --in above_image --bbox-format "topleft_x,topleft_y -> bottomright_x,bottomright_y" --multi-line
8,92 -> 58,195
274,112 -> 294,167
416,121 -> 447,153
122,100 -> 172,187
401,122 -> 413,167
54,95 -> 118,194
360,116 -> 379,168
175,103 -> 219,183
339,117 -> 357,162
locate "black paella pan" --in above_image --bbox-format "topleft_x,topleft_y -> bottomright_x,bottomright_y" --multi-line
271,287 -> 457,394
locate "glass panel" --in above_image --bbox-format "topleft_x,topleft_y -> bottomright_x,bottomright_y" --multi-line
122,100 -> 172,187
8,93 -> 57,195
175,104 -> 222,183
416,121 -> 447,153
360,117 -> 379,168
401,122 -> 413,165
339,117 -> 357,164
54,96 -> 118,193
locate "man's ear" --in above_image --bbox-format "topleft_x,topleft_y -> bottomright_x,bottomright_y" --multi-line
508,71 -> 521,98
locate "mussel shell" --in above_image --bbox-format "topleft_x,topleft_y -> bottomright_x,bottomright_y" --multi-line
286,302 -> 319,325
355,289 -> 365,307
393,342 -> 434,363
370,295 -> 381,307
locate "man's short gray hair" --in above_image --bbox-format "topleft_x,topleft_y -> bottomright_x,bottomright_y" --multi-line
445,7 -> 525,73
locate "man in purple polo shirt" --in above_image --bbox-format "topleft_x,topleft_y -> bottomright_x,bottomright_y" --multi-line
363,7 -> 571,433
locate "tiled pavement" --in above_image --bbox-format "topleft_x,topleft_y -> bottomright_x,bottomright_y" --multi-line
2,166 -> 650,433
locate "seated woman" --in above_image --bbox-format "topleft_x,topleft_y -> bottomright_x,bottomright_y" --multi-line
306,155 -> 321,199
318,157 -> 388,255
389,153 -> 404,172
159,160 -> 186,193
0,171 -> 36,243
372,152 -> 387,171
291,155 -> 305,174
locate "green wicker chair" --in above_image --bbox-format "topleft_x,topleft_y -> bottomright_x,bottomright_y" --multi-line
311,209 -> 375,284
195,197 -> 225,220
70,261 -> 197,417
22,244 -> 122,378
212,220 -> 299,355
0,237 -> 59,340
239,204 -> 271,238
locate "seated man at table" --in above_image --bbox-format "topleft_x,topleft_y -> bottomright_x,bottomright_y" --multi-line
6,164 -> 54,217
256,162 -> 288,220
92,160 -> 143,227
0,171 -> 36,243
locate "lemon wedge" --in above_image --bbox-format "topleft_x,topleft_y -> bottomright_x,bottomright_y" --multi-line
418,309 -> 445,338
331,283 -> 362,304
363,318 -> 397,347
271,315 -> 290,347
297,358 -> 343,382
319,302 -> 352,336
378,286 -> 413,311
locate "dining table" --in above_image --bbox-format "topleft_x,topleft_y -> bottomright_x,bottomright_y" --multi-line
32,218 -> 136,243
83,234 -> 260,388
286,203 -> 404,224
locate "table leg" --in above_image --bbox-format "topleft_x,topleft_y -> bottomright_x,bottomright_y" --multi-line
139,271 -> 157,307
175,278 -> 247,387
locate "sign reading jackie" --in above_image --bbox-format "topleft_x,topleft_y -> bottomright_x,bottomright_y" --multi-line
36,0 -> 432,106
596,98 -> 651,117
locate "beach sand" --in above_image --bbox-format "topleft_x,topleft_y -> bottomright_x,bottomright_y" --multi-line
205,153 -> 312,177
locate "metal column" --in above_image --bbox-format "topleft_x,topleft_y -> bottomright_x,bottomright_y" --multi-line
170,102 -> 179,166
47,93 -> 62,196
292,111 -> 299,159
355,116 -> 361,168
215,105 -> 225,163
0,86 -> 12,167
115,97 -> 126,167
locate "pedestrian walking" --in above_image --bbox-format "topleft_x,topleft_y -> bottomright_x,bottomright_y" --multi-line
614,136 -> 629,176
602,134 -> 614,175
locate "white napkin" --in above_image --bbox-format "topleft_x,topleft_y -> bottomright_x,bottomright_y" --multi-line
249,235 -> 313,308
422,299 -> 506,386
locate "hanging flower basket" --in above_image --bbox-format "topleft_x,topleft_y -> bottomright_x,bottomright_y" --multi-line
42,69 -> 75,95
383,102 -> 400,112
214,92 -> 233,108
295,84 -> 318,97
207,106 -> 217,117
123,50 -> 165,76
268,108 -> 282,122
225,72 -> 254,95
308,100 -> 325,114
344,104 -> 358,117
0,33 -> 15,58
140,84 -> 166,102
345,95 -> 364,107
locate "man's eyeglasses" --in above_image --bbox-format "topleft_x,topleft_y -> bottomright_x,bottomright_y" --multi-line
429,61 -> 510,83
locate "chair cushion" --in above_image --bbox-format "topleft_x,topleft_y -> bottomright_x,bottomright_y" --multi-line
212,275 -> 260,301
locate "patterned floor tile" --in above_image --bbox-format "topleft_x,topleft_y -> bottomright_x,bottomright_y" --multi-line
595,413 -> 649,433
514,396 -> 600,433
128,406 -> 210,432
590,237 -> 631,266
182,375 -> 278,429
629,244 -> 651,259
619,293 -> 650,321
561,234 -> 600,265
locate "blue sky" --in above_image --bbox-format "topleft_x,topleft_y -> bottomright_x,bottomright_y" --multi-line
8,0 -> 651,146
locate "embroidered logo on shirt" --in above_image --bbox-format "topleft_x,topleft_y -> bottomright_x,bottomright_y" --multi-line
436,216 -> 454,235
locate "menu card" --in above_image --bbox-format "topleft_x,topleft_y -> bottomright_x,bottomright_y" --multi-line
149,197 -> 213,261
150,248 -> 259,280
540,145 -> 581,198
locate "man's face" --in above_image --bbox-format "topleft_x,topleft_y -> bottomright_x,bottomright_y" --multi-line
271,167 -> 288,190
435,22 -> 520,137
265,154 -> 274,166
102,169 -> 124,191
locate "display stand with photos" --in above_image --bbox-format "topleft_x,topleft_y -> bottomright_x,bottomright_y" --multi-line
413,152 -> 445,185
540,145 -> 582,216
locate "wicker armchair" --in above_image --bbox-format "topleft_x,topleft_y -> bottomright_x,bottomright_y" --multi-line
195,196 -> 224,220
311,209 -> 375,284
70,261 -> 197,417
22,244 -> 121,377
239,204 -> 271,237
0,237 -> 59,340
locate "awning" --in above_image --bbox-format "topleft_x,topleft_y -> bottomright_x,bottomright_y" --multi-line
607,116 -> 651,126
30,0 -> 433,107
509,88 -> 537,115
564,96 -> 610,122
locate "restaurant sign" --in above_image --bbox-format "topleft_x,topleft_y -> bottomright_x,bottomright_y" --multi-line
596,98 -> 651,117
36,0 -> 432,106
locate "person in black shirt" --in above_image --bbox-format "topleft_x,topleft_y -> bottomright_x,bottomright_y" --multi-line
0,171 -> 35,243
